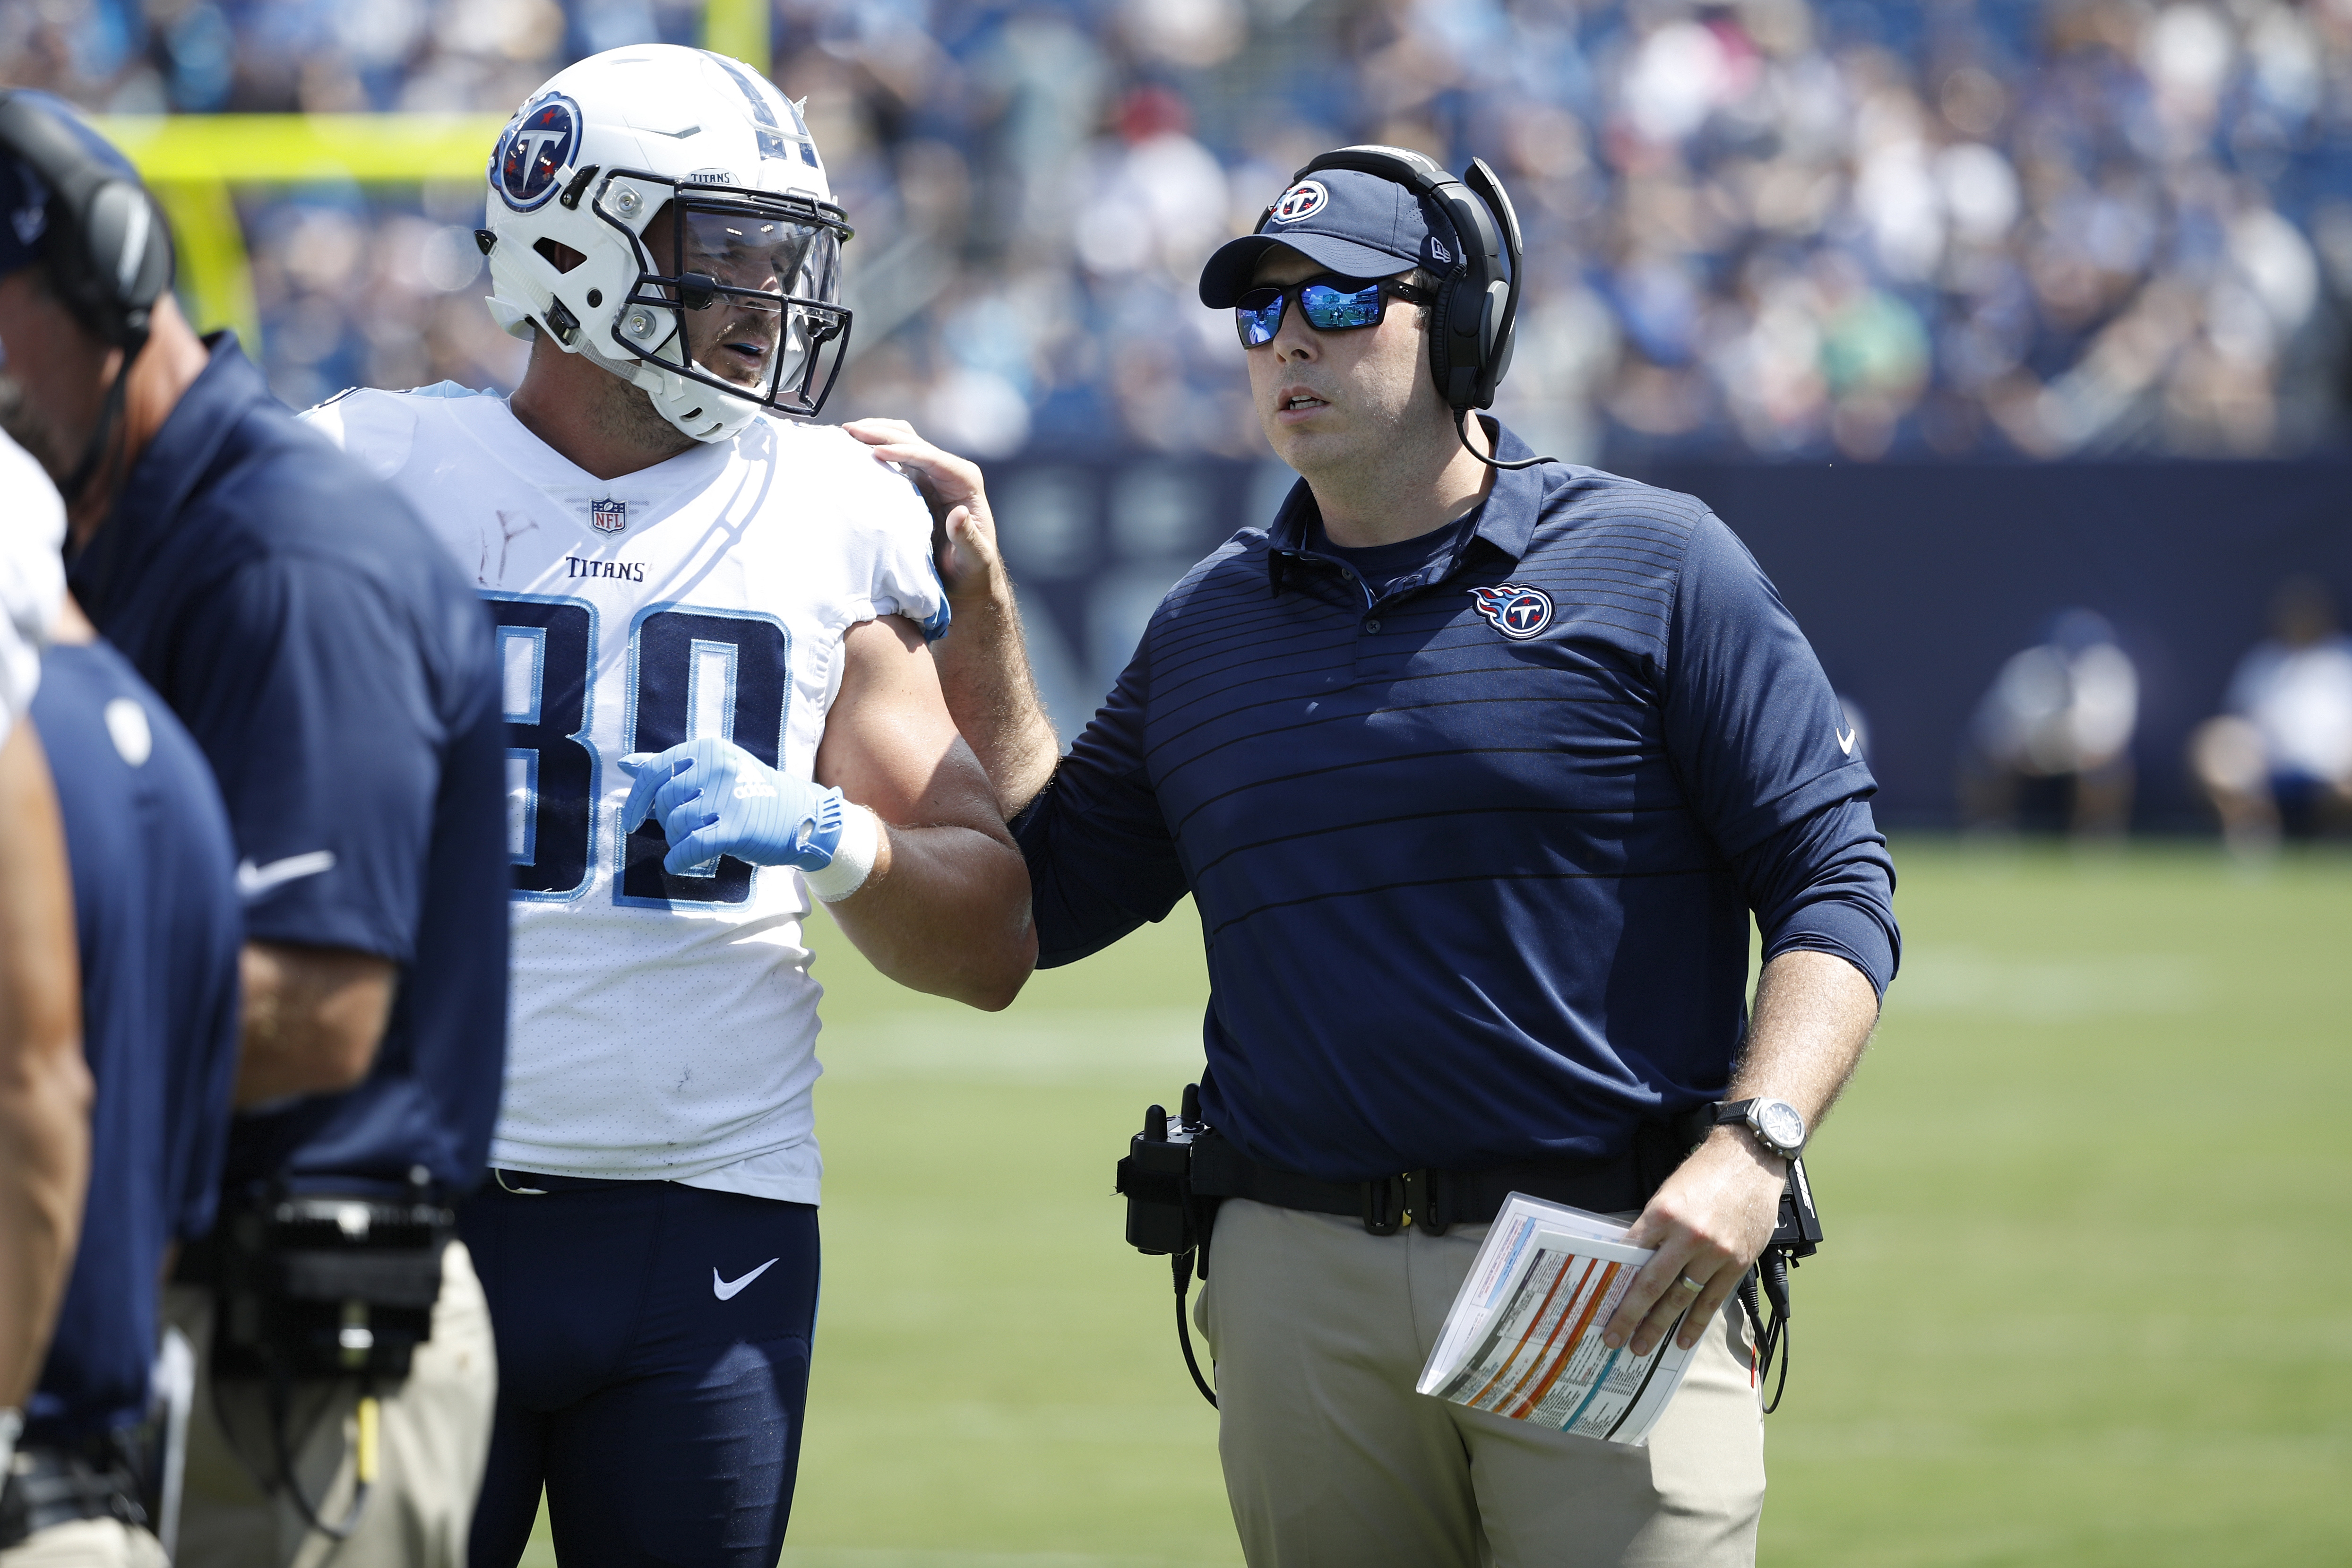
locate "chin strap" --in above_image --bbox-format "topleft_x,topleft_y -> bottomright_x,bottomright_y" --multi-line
1455,407 -> 1554,471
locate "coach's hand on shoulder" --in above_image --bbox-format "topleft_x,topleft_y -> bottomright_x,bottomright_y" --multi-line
840,419 -> 1006,606
620,739 -> 849,876
1601,1132 -> 1788,1360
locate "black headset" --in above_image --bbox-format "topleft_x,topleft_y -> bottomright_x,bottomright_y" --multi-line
0,89 -> 174,352
1275,145 -> 1552,470
0,90 -> 177,508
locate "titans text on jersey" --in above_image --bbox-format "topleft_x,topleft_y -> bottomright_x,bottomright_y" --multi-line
302,382 -> 946,1206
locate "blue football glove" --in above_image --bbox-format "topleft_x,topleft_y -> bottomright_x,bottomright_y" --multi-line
618,738 -> 845,877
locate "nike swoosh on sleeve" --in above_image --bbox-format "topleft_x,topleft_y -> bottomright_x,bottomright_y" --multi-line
713,1258 -> 780,1301
235,850 -> 338,900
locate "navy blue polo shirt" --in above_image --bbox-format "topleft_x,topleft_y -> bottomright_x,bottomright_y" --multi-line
1017,423 -> 1900,1182
28,640 -> 241,1439
67,336 -> 508,1198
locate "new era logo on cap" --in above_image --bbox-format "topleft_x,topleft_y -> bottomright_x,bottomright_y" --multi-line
1269,180 -> 1329,224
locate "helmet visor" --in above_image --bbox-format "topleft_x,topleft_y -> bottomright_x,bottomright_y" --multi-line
616,186 -> 853,419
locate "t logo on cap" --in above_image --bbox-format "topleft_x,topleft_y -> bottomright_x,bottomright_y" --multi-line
1269,180 -> 1328,224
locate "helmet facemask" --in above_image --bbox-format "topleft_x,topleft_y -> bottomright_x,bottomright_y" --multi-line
601,174 -> 853,422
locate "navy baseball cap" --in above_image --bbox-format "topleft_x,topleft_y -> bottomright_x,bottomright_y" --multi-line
0,91 -> 143,278
1198,165 -> 1460,308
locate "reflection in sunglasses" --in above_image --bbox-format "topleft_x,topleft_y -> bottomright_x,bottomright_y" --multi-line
1234,276 -> 1430,348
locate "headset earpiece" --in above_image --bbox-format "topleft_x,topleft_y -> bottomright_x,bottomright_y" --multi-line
1285,143 -> 1548,469
80,181 -> 172,340
1290,144 -> 1522,413
1462,158 -> 1523,405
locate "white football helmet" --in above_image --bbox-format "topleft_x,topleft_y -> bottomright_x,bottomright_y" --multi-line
480,44 -> 853,442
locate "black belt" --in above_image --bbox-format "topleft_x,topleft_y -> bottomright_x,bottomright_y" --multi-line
1188,1109 -> 1714,1236
0,1443 -> 147,1549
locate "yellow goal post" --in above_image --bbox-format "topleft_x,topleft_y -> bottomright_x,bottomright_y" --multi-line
87,0 -> 771,358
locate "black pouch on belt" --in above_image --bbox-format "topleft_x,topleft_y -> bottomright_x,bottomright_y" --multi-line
190,1188 -> 455,1381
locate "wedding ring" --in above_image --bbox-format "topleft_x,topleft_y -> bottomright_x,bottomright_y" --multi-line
1677,1274 -> 1706,1292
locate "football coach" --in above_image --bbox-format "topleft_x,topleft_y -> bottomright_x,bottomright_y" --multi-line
859,145 -> 1900,1566
0,92 -> 508,1567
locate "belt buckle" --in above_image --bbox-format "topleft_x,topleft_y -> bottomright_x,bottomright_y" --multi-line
1360,1174 -> 1405,1236
1404,1169 -> 1452,1235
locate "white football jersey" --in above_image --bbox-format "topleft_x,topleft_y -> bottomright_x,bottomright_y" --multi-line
303,384 -> 945,1204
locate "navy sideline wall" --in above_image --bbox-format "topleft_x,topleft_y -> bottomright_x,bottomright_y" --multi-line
985,457 -> 2352,831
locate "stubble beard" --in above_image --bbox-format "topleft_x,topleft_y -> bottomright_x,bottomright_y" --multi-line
587,353 -> 699,460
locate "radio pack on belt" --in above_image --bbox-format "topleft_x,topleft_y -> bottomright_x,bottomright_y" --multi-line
207,1188 -> 454,1382
1115,1085 -> 1825,1413
1114,1087 -> 1218,1405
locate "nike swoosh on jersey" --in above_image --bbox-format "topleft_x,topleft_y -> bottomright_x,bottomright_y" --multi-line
235,850 -> 338,901
1836,727 -> 1858,756
713,1258 -> 779,1301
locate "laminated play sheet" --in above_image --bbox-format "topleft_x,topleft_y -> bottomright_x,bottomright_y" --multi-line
1416,1193 -> 1699,1447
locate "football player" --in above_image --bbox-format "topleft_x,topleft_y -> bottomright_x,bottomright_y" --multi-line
302,45 -> 1035,1568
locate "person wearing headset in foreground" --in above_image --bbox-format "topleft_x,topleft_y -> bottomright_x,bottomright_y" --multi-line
0,92 -> 508,1568
856,148 -> 1901,1566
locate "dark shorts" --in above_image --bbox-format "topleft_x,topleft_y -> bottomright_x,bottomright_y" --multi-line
459,1175 -> 819,1568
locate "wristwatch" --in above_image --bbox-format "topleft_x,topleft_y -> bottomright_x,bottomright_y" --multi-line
1714,1097 -> 1807,1160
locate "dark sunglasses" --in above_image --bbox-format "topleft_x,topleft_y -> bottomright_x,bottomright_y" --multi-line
1234,274 -> 1433,348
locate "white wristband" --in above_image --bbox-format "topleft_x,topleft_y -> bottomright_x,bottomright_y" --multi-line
802,801 -> 880,903
0,1405 -> 20,1477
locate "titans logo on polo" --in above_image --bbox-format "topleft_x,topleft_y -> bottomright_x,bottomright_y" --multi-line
494,94 -> 580,211
1469,583 -> 1555,640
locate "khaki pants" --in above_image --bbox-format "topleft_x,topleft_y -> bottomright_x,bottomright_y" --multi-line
0,1520 -> 167,1568
1196,1199 -> 1767,1568
163,1239 -> 497,1568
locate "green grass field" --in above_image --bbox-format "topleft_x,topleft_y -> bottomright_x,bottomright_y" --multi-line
523,838 -> 2352,1566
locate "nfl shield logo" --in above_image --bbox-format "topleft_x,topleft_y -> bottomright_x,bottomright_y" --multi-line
590,498 -> 626,534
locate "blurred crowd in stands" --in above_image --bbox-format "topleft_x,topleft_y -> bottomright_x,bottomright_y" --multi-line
16,0 -> 2352,462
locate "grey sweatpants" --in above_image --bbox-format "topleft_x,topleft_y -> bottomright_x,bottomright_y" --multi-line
1196,1199 -> 1767,1568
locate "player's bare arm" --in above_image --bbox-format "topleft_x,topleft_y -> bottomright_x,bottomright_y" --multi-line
841,419 -> 1061,815
233,943 -> 397,1106
0,720 -> 90,1408
1602,949 -> 1879,1356
812,613 -> 1035,1010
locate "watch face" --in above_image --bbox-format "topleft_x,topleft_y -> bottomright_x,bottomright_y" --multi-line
1754,1100 -> 1805,1153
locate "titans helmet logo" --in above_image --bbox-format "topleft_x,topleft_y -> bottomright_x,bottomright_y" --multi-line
1468,583 -> 1555,640
494,94 -> 581,212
